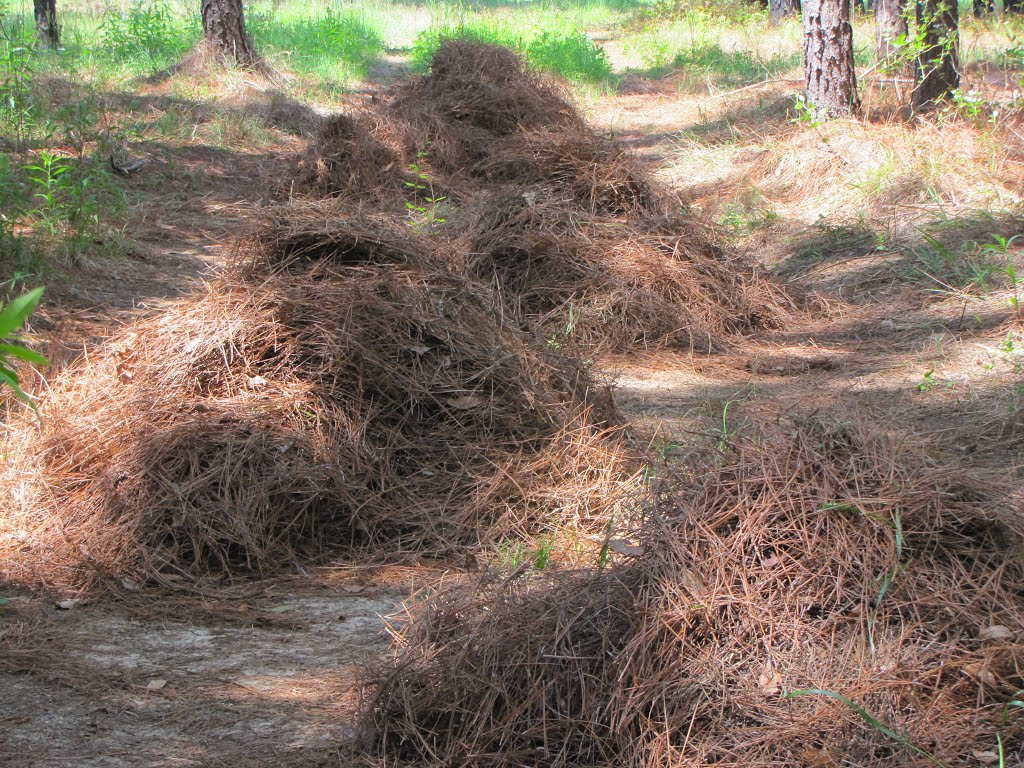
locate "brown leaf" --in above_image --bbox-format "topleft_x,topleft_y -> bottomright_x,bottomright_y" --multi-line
607,539 -> 645,557
963,661 -> 999,689
978,625 -> 1013,641
146,678 -> 167,691
448,395 -> 486,410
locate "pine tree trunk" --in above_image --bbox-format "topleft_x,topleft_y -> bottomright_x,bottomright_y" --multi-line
912,0 -> 959,108
874,0 -> 906,62
770,0 -> 800,25
201,0 -> 255,65
972,0 -> 993,16
1005,0 -> 1022,14
33,0 -> 59,48
803,0 -> 861,117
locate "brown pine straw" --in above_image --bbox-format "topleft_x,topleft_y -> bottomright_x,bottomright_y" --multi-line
0,251 -> 641,592
459,192 -> 795,353
361,415 -> 1024,767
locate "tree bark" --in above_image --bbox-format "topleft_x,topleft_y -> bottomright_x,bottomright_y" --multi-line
874,0 -> 906,63
912,0 -> 959,108
770,0 -> 800,25
1005,0 -> 1022,14
33,0 -> 59,48
201,0 -> 256,66
803,0 -> 860,117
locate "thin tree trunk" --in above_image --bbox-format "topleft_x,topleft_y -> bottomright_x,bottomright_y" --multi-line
803,0 -> 861,117
912,0 -> 959,108
770,0 -> 800,25
201,0 -> 255,66
33,0 -> 59,48
875,0 -> 905,59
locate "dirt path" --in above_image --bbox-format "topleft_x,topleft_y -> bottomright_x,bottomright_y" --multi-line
1,575 -> 412,767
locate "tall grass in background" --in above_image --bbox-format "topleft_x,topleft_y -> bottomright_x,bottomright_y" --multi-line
247,3 -> 386,82
410,18 -> 614,81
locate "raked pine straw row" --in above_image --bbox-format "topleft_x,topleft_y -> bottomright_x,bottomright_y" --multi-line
292,40 -> 797,353
362,415 -> 1024,767
2,253 -> 640,591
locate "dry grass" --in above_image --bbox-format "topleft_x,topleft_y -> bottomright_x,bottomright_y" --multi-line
363,414 -> 1024,767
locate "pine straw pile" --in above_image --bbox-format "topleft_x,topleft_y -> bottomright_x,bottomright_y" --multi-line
1,233 -> 639,591
290,41 -> 793,352
362,415 -> 1024,767
458,190 -> 792,351
291,113 -> 416,205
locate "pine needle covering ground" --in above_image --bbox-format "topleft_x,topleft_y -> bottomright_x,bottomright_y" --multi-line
1,216 -> 639,591
363,415 -> 1024,767
294,41 -> 795,352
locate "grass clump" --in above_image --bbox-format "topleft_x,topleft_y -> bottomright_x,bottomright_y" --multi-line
249,6 -> 385,82
526,29 -> 612,82
99,0 -> 200,73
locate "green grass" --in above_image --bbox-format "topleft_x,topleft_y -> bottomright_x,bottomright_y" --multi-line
248,4 -> 386,82
410,17 -> 613,82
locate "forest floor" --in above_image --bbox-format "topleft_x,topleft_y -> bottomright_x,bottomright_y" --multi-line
2,31 -> 1023,768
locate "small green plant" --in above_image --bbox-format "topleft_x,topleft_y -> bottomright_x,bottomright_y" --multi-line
0,285 -> 48,413
791,93 -> 826,129
717,399 -> 737,452
23,150 -> 112,255
596,516 -> 617,570
1003,689 -> 1024,724
532,538 -> 554,570
868,508 -> 910,654
785,689 -> 947,767
405,154 -> 448,229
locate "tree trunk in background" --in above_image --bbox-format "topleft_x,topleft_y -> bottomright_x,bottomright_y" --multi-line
912,0 -> 959,108
874,0 -> 906,64
972,0 -> 994,16
201,0 -> 256,66
33,0 -> 59,48
770,0 -> 800,25
1005,0 -> 1022,14
803,0 -> 860,117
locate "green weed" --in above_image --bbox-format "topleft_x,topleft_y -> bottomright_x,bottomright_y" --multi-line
0,285 -> 48,414
785,688 -> 947,767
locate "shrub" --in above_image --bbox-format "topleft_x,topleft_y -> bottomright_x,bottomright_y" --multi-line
526,30 -> 612,82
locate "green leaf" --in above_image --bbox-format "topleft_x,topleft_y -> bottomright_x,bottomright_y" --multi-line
0,343 -> 48,366
0,286 -> 44,339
